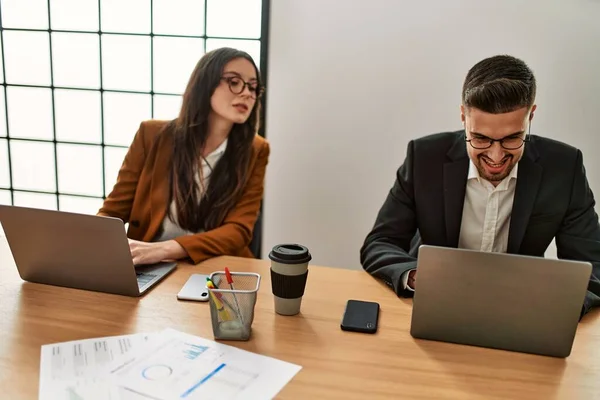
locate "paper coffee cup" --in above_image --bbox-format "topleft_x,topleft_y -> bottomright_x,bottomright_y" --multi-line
269,244 -> 312,316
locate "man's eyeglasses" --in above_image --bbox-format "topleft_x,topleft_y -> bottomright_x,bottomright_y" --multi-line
465,124 -> 531,150
221,76 -> 264,98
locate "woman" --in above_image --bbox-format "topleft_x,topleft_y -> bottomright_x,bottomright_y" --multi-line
98,47 -> 269,265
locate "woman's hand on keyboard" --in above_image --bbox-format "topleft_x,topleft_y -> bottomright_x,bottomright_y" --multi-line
128,239 -> 185,265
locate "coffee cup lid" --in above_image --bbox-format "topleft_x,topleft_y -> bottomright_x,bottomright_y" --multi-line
269,244 -> 312,264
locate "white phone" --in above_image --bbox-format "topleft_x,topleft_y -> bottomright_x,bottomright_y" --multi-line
177,274 -> 210,301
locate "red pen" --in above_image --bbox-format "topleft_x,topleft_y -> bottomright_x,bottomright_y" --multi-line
225,267 -> 244,324
225,267 -> 235,290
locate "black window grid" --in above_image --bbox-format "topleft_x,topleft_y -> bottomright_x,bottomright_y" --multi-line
0,0 -> 270,209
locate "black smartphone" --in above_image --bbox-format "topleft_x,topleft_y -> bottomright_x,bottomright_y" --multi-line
340,299 -> 380,334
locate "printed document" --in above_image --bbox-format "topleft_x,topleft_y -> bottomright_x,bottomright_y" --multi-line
39,329 -> 301,399
109,328 -> 302,400
39,332 -> 156,400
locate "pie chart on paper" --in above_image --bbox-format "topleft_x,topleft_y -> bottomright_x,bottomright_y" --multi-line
141,364 -> 173,380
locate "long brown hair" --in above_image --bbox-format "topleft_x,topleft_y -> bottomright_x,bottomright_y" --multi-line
165,48 -> 262,232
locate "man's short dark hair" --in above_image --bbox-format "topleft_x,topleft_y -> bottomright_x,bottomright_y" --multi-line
462,55 -> 536,114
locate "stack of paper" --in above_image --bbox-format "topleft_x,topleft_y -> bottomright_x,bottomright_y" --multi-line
39,329 -> 302,400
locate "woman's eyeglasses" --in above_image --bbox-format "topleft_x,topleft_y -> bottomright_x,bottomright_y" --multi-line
221,76 -> 264,98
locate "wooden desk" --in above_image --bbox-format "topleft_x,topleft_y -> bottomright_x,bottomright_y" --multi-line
1,238 -> 599,399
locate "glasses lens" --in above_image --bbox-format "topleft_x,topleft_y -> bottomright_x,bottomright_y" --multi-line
227,77 -> 244,94
470,137 -> 491,149
501,137 -> 524,149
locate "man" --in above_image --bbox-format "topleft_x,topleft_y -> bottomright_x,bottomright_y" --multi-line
360,55 -> 600,318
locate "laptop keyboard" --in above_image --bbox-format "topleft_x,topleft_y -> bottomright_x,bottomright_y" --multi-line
136,272 -> 157,288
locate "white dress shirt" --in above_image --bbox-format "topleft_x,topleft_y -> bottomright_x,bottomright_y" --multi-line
403,160 -> 519,290
458,160 -> 518,252
154,139 -> 228,242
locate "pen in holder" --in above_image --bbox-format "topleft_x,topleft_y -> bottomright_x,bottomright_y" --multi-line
208,271 -> 261,341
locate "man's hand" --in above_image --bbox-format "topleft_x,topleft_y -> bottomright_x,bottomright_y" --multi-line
128,239 -> 185,265
408,269 -> 417,289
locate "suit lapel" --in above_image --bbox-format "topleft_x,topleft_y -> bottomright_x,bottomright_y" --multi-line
144,131 -> 173,242
507,142 -> 542,253
444,135 -> 469,247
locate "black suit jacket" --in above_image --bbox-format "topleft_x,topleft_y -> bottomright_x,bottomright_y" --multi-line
360,131 -> 600,318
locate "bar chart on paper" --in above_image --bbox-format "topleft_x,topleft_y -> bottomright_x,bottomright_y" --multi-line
182,343 -> 208,360
112,329 -> 301,400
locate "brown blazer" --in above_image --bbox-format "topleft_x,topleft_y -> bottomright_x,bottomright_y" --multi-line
98,119 -> 270,264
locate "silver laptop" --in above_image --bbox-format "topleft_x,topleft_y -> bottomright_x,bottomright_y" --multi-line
0,205 -> 176,296
410,245 -> 592,358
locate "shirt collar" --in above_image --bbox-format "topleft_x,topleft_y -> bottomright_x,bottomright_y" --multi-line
205,138 -> 228,160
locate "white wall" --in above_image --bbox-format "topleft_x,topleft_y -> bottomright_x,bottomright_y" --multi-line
262,0 -> 600,269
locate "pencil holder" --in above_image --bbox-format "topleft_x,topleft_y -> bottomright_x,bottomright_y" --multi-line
208,271 -> 261,341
